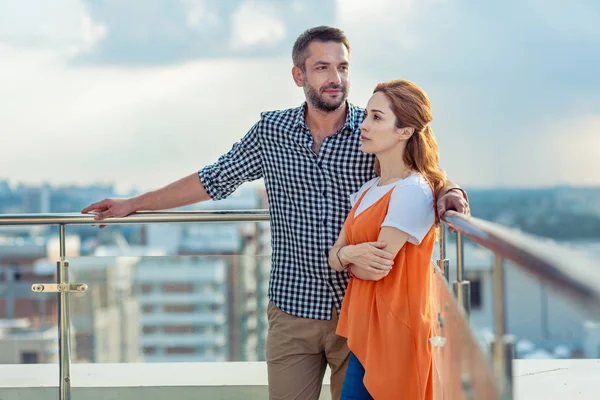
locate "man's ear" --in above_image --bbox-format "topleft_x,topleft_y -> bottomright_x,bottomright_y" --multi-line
292,66 -> 304,87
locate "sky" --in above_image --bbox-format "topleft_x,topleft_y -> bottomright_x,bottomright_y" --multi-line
1,0 -> 599,193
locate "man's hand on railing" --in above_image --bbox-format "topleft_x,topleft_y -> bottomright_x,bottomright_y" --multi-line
437,189 -> 470,217
81,198 -> 135,228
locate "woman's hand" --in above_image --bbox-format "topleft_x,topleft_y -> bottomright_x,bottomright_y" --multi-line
348,264 -> 391,281
340,242 -> 394,274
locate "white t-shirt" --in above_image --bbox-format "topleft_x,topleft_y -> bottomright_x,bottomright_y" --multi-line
349,174 -> 435,245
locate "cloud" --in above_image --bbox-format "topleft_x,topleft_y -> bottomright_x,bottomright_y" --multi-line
64,0 -> 336,65
511,114 -> 600,187
0,43 -> 302,191
230,1 -> 286,50
0,0 -> 598,190
0,0 -> 107,55
337,0 -> 444,50
181,0 -> 220,29
336,0 -> 600,187
78,10 -> 108,53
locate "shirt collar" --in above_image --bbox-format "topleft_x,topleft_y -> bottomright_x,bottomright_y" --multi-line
294,101 -> 360,136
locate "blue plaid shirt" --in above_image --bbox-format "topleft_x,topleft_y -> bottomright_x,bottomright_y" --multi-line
199,102 -> 375,320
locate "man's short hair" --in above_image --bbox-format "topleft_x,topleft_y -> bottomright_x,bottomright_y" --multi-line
292,26 -> 351,71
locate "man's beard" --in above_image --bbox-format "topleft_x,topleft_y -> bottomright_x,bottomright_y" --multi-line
304,81 -> 348,112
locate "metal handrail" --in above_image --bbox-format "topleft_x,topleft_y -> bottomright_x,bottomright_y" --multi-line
0,210 -> 271,226
443,210 -> 600,314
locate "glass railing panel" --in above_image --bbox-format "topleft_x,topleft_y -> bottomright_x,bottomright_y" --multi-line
0,220 -> 271,367
69,253 -> 274,363
62,220 -> 272,364
433,235 -> 600,362
0,230 -> 60,365
431,264 -> 500,399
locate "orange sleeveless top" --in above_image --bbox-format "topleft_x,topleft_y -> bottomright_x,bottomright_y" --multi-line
336,185 -> 436,400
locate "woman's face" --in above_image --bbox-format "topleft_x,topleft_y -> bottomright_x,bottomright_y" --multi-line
359,92 -> 404,155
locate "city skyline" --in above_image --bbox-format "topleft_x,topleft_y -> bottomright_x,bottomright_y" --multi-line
1,0 -> 599,192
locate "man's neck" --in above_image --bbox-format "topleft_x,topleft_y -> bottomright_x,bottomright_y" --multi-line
304,102 -> 348,137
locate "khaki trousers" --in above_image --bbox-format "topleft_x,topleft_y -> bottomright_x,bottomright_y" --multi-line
266,301 -> 350,400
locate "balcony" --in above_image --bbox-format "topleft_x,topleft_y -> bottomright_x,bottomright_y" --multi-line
1,210 -> 599,399
1,360 -> 599,399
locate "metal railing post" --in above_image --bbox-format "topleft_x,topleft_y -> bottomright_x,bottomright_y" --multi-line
438,223 -> 450,281
32,225 -> 88,399
453,232 -> 471,317
58,224 -> 72,400
491,254 -> 514,399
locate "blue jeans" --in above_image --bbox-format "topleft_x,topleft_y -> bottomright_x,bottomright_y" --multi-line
340,352 -> 374,400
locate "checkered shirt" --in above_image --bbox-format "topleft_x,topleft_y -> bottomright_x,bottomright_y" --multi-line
199,102 -> 375,320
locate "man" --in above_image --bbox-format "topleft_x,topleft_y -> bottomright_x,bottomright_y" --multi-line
82,26 -> 469,400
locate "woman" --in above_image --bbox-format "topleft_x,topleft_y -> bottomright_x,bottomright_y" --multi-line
329,79 -> 446,399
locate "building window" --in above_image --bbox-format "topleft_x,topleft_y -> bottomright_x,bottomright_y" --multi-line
140,284 -> 154,294
143,304 -> 155,313
20,352 -> 39,364
163,304 -> 196,313
467,274 -> 482,310
162,283 -> 193,293
164,325 -> 195,333
143,326 -> 158,334
143,346 -> 157,355
165,346 -> 196,355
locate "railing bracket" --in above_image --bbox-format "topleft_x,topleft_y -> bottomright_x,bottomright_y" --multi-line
31,283 -> 88,293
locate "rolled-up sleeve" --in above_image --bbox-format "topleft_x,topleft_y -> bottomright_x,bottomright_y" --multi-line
198,122 -> 263,200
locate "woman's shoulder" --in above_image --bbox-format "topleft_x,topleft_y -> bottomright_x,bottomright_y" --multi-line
349,177 -> 379,205
356,177 -> 380,194
392,173 -> 434,201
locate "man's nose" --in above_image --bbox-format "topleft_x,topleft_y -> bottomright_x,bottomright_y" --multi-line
329,70 -> 342,84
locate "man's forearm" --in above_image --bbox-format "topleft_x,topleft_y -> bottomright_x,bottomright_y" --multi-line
131,173 -> 211,211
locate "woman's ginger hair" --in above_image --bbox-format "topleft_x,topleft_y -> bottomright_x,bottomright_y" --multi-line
373,79 -> 447,222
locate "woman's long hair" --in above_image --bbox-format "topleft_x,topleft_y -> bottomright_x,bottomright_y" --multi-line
373,79 -> 447,222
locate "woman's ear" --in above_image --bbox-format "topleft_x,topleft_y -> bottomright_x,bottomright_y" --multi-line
396,126 -> 415,141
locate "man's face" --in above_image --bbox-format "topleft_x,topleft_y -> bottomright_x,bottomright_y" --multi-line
301,41 -> 350,112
